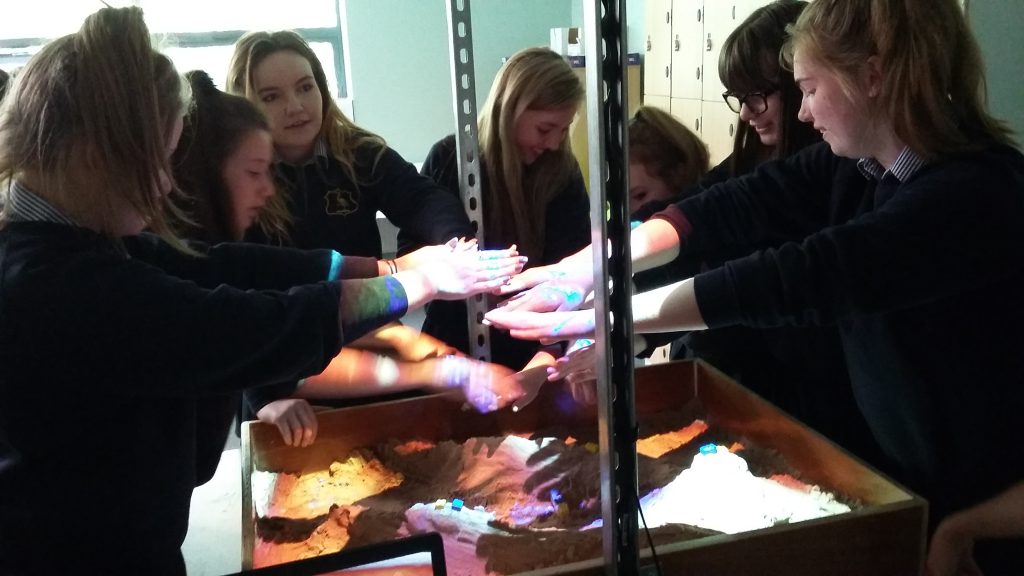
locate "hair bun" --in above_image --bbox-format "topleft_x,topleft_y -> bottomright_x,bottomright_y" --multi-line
184,70 -> 220,99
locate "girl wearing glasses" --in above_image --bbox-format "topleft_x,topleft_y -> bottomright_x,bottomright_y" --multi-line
487,0 -> 1024,572
628,0 -> 881,465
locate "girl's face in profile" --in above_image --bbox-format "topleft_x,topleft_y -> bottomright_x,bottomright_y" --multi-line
794,51 -> 872,159
222,129 -> 275,238
251,50 -> 324,164
628,161 -> 674,213
514,105 -> 577,166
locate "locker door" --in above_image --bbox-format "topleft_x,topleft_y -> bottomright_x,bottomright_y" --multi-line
669,97 -> 703,137
670,0 -> 703,101
701,0 -> 747,102
701,100 -> 739,166
643,0 -> 674,99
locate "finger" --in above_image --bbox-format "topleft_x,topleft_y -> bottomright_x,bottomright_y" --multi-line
511,385 -> 541,413
276,420 -> 295,447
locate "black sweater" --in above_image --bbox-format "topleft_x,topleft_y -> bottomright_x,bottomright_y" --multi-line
418,135 -> 592,369
249,143 -> 473,257
0,222 -> 408,575
656,142 -> 1024,538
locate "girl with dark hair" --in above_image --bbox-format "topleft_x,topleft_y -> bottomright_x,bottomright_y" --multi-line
174,71 -> 523,449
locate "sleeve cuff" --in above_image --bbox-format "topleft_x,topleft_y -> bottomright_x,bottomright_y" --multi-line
330,253 -> 381,280
650,204 -> 693,241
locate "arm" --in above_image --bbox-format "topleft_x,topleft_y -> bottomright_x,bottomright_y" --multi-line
370,143 -> 474,252
927,481 -> 1024,576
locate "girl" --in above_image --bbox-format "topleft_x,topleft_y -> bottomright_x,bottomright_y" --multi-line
631,1 -> 881,467
174,71 -> 518,448
226,30 -> 473,258
0,8 -> 521,574
487,0 -> 1024,572
626,105 -> 709,214
419,47 -> 591,402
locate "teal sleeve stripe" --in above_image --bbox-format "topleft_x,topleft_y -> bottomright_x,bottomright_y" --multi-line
328,251 -> 343,281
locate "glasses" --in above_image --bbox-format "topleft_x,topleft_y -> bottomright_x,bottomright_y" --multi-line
723,90 -> 774,115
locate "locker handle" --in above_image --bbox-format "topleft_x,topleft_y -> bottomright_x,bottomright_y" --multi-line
666,11 -> 670,24
696,67 -> 701,80
665,65 -> 670,78
647,35 -> 652,52
706,33 -> 713,52
732,5 -> 736,19
729,123 -> 735,137
696,118 -> 701,132
697,8 -> 702,22
674,35 -> 680,51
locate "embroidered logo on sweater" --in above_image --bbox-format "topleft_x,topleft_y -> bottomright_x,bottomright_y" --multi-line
324,188 -> 358,216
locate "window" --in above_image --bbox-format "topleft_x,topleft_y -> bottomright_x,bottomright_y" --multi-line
0,0 -> 348,98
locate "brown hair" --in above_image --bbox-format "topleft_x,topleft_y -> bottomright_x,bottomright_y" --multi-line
477,47 -> 584,261
782,0 -> 1015,159
719,0 -> 819,176
629,106 -> 709,198
0,6 -> 190,243
172,70 -> 289,243
226,30 -> 385,237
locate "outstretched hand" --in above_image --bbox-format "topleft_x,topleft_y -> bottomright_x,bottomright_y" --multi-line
428,239 -> 527,300
484,308 -> 597,344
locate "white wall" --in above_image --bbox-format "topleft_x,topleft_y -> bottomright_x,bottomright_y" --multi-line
343,0 -> 575,163
968,0 -> 1024,147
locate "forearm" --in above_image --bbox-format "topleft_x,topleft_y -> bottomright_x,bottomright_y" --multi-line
298,349 -> 438,398
632,278 -> 707,334
941,481 -> 1024,540
630,218 -> 682,273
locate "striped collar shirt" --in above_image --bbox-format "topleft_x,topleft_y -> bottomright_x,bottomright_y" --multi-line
857,147 -> 927,183
6,181 -> 77,225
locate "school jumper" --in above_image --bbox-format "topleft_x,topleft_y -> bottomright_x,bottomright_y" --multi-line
0,185 -> 411,575
654,141 -> 1024,572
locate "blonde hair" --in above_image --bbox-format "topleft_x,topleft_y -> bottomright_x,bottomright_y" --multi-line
0,7 -> 190,244
477,47 -> 584,261
629,106 -> 709,198
226,31 -> 385,241
782,0 -> 1015,160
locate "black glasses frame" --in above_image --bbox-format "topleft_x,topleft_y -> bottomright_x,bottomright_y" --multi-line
722,90 -> 775,115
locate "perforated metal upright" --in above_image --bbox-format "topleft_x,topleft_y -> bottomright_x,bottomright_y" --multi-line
445,0 -> 490,362
582,0 -> 640,573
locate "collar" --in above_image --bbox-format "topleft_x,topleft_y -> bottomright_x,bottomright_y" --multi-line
856,146 -> 927,183
275,139 -> 330,183
6,181 -> 77,225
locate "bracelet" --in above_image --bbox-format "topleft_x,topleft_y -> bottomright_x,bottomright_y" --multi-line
386,258 -> 398,275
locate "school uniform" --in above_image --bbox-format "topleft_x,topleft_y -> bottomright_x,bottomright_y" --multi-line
417,134 -> 592,369
0,183 -> 410,575
654,141 -> 1024,571
247,140 -> 474,257
633,154 -> 883,467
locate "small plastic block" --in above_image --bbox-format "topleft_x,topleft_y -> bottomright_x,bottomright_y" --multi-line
584,442 -> 599,454
434,498 -> 446,510
451,498 -> 464,511
699,443 -> 718,455
549,489 -> 564,504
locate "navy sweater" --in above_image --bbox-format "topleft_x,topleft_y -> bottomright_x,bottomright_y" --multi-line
0,222 -> 408,575
250,143 -> 473,257
656,142 -> 1024,548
